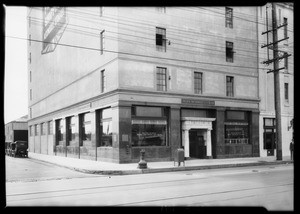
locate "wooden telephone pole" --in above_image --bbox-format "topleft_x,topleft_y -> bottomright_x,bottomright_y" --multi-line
261,3 -> 291,160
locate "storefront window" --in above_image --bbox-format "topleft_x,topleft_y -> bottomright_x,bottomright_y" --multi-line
56,119 -> 64,144
67,116 -> 76,142
225,110 -> 249,144
100,120 -> 112,147
225,124 -> 249,144
81,113 -> 91,141
99,108 -> 113,147
132,121 -> 167,146
131,106 -> 168,147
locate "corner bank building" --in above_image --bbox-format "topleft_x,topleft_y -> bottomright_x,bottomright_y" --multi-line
28,7 -> 261,163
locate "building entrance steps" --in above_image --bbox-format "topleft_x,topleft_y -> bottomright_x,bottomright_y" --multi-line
28,152 -> 293,175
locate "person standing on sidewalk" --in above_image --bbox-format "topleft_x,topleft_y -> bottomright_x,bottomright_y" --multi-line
290,138 -> 294,161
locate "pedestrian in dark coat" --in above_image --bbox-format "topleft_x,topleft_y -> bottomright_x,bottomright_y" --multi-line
290,139 -> 294,161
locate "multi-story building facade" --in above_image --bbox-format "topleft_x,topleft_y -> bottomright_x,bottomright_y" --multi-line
28,7 -> 264,163
258,3 -> 294,158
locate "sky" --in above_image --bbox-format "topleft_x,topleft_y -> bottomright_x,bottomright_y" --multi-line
4,6 -> 28,124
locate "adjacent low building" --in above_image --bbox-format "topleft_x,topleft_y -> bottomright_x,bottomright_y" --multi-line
5,115 -> 28,143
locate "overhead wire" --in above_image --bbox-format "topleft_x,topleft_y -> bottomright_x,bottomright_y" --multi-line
28,17 -> 262,61
8,34 -> 272,72
8,7 -> 293,67
28,6 -> 292,53
26,9 -> 266,58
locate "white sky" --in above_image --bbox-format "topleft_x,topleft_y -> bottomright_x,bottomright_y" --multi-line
4,6 -> 28,124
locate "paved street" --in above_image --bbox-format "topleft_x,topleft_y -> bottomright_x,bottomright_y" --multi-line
5,156 -> 101,182
5,156 -> 293,210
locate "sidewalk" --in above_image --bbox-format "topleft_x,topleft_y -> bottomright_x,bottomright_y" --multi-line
28,152 -> 293,175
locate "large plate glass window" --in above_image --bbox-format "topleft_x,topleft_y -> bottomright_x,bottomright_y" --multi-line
99,108 -> 113,147
224,111 -> 250,144
131,106 -> 168,147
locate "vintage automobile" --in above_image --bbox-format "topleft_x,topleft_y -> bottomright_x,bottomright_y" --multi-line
10,141 -> 28,158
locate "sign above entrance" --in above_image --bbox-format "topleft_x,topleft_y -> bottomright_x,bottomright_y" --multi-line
181,99 -> 215,106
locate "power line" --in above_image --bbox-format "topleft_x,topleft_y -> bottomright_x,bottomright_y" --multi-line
31,7 -> 262,46
27,8 -> 270,56
8,34 -> 271,72
28,17 -> 263,60
9,7 -> 292,66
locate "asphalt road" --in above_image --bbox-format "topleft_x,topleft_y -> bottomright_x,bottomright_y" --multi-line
5,156 -> 101,182
5,156 -> 293,210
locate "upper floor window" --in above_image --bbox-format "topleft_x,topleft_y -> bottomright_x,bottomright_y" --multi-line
225,7 -> 233,28
100,30 -> 104,55
100,7 -> 103,16
284,52 -> 288,70
156,7 -> 166,13
194,72 -> 203,94
226,41 -> 234,62
284,83 -> 289,103
156,27 -> 166,52
283,17 -> 288,38
156,67 -> 167,91
278,9 -> 281,23
101,69 -> 106,93
226,76 -> 234,97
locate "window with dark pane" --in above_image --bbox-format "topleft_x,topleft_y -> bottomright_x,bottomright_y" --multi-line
225,7 -> 233,28
285,83 -> 289,102
226,76 -> 234,97
156,27 -> 166,52
194,72 -> 203,94
226,41 -> 234,62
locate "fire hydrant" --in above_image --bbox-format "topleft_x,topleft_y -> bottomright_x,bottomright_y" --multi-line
137,149 -> 147,169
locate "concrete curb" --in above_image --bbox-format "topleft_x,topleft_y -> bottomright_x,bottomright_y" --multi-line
31,156 -> 293,176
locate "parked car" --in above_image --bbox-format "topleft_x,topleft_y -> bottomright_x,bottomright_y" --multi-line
10,141 -> 28,158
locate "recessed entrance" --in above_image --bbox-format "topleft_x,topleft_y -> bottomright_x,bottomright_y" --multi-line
181,117 -> 215,159
189,129 -> 206,159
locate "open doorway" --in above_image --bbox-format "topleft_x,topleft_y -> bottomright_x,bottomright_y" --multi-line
189,129 -> 206,159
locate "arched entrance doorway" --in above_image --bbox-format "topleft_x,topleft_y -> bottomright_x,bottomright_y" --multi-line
181,117 -> 215,159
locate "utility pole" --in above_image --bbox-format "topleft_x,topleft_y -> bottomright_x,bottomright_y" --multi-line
271,3 -> 282,161
261,3 -> 291,160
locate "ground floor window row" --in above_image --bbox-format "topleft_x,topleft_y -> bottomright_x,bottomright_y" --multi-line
29,107 -> 254,148
29,121 -> 53,136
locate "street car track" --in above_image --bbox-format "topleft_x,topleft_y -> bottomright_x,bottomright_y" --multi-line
7,165 -> 293,197
7,173 -> 293,204
114,184 -> 293,206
